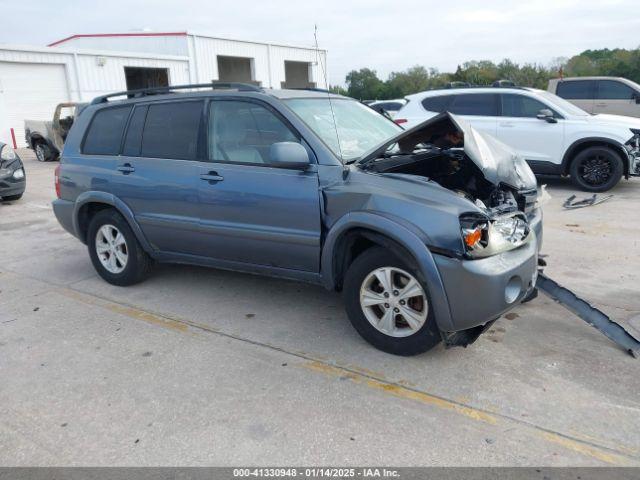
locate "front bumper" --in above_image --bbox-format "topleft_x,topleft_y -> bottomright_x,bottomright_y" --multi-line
433,234 -> 538,332
0,175 -> 25,198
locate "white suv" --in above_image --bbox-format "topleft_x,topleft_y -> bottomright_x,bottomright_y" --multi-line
395,87 -> 640,191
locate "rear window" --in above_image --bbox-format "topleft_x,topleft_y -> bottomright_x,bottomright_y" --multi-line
421,95 -> 453,113
596,80 -> 636,100
556,80 -> 595,100
82,106 -> 132,155
140,101 -> 203,160
449,94 -> 498,116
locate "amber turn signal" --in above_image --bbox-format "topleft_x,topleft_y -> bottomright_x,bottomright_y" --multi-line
463,228 -> 482,248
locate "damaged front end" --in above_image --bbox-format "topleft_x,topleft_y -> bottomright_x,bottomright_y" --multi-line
357,112 -> 542,257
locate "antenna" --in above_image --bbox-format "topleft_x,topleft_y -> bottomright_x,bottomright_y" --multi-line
314,24 -> 344,164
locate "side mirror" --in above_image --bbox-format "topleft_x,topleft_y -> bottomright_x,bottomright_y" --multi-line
536,109 -> 557,123
269,142 -> 310,170
633,93 -> 640,104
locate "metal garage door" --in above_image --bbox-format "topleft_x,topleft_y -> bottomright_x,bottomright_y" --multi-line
0,62 -> 69,147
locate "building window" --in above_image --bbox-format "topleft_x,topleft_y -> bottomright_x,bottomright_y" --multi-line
124,67 -> 169,92
281,61 -> 315,89
216,56 -> 260,85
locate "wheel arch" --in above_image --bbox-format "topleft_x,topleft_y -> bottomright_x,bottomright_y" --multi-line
561,137 -> 630,178
73,192 -> 154,255
321,212 -> 454,331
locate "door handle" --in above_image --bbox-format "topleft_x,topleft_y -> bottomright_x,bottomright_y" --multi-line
499,122 -> 514,127
117,163 -> 135,174
595,103 -> 607,107
200,172 -> 224,183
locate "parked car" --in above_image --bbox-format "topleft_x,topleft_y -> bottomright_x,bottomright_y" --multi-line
53,83 -> 542,356
548,76 -> 640,117
25,102 -> 86,162
0,142 -> 26,201
367,99 -> 407,119
396,86 -> 640,191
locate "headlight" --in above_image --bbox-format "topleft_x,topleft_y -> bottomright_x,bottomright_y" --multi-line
460,213 -> 530,258
12,168 -> 25,180
0,145 -> 17,161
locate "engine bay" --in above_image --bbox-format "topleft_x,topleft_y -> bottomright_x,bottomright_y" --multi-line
363,148 -> 524,215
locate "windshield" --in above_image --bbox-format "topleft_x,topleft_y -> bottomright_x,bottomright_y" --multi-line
535,90 -> 590,116
284,98 -> 402,162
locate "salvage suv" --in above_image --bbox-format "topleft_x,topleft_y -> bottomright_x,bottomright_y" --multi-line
53,83 -> 542,356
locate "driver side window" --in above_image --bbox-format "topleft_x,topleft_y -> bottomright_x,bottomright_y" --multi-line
501,94 -> 558,118
208,100 -> 299,165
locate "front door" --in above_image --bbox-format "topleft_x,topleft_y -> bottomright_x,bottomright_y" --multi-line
197,99 -> 322,272
496,93 -> 565,166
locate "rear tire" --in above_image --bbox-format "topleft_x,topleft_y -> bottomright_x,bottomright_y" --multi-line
87,209 -> 152,286
569,146 -> 623,192
343,246 -> 441,356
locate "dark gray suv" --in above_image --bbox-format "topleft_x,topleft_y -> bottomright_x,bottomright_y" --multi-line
53,83 -> 542,356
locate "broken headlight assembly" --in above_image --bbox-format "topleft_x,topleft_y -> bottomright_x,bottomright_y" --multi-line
460,213 -> 530,259
626,128 -> 640,175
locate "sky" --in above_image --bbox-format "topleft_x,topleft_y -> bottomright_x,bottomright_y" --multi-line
1,0 -> 639,86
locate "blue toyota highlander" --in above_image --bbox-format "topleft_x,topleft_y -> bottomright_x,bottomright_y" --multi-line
53,83 -> 542,356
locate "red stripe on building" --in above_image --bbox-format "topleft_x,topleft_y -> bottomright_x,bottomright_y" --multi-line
47,32 -> 188,47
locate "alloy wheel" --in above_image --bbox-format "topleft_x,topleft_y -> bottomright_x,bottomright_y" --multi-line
35,144 -> 46,162
359,266 -> 428,338
95,224 -> 128,274
579,154 -> 613,186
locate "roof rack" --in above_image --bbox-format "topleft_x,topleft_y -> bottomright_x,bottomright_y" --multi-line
429,82 -> 528,92
288,87 -> 331,94
90,81 -> 263,105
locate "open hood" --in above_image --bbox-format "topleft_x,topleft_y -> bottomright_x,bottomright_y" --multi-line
357,112 -> 536,190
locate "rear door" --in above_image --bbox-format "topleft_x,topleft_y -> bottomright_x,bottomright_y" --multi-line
496,93 -> 565,167
109,100 -> 206,255
555,80 -> 595,113
196,98 -> 322,272
447,93 -> 499,136
594,79 -> 640,117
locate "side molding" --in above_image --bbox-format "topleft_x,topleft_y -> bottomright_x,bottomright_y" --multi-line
321,211 -> 455,331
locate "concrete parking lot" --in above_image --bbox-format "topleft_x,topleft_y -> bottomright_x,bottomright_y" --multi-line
1,149 -> 639,466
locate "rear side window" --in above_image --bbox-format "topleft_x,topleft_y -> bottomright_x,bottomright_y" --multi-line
373,102 -> 403,112
596,80 -> 636,100
449,94 -> 498,116
83,106 -> 132,155
141,101 -> 203,160
122,106 -> 147,156
556,80 -> 595,99
501,94 -> 557,118
421,95 -> 453,113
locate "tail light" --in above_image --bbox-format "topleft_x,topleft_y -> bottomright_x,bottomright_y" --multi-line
394,118 -> 408,125
54,164 -> 61,198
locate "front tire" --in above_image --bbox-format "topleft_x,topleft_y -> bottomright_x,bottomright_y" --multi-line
343,247 -> 441,356
87,209 -> 152,286
569,146 -> 623,192
34,142 -> 54,162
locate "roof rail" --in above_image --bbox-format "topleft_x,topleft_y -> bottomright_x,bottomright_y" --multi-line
288,87 -> 332,94
90,81 -> 263,105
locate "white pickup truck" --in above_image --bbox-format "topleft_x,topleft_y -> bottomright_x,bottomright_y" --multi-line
24,103 -> 85,162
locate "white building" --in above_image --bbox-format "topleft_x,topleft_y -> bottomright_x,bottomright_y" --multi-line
0,31 -> 328,146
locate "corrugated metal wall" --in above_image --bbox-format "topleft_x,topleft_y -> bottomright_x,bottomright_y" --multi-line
73,54 -> 189,100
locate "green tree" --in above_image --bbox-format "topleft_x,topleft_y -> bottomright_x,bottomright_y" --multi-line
345,68 -> 385,100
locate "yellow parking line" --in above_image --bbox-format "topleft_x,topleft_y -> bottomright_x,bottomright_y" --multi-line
304,361 -> 497,424
302,360 -> 635,465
